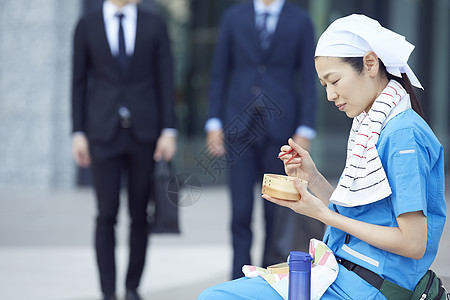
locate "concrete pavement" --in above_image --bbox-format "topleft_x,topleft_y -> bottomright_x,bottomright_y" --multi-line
0,182 -> 449,300
0,185 -> 236,300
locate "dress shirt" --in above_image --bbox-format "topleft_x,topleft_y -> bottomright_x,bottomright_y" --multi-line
253,0 -> 284,35
205,0 -> 315,140
103,0 -> 137,57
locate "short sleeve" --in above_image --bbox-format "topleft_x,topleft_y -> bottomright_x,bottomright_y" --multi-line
384,128 -> 429,217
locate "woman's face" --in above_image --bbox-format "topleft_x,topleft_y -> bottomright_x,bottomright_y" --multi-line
315,56 -> 380,118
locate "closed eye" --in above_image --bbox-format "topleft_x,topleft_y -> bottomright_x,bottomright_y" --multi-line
319,79 -> 326,88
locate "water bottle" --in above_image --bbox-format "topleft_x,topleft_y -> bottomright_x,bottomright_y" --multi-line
288,251 -> 312,300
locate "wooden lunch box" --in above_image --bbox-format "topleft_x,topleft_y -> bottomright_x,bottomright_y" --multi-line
261,174 -> 307,201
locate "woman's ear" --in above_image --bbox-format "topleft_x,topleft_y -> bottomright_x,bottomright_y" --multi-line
363,51 -> 380,77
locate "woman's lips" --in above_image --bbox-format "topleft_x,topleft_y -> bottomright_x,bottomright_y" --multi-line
336,103 -> 346,111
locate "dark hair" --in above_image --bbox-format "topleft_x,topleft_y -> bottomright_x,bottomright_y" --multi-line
340,57 -> 426,120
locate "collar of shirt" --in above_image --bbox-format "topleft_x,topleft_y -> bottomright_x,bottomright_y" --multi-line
103,0 -> 138,56
253,0 -> 285,34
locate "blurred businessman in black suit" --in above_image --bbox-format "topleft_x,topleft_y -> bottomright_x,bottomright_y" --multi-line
71,0 -> 176,299
205,0 -> 322,279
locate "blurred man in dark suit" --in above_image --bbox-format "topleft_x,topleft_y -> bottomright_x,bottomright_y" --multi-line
205,0 -> 322,279
71,0 -> 176,299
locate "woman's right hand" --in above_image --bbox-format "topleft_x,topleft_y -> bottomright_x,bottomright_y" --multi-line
279,138 -> 318,183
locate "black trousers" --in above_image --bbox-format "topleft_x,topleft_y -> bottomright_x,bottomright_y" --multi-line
90,128 -> 156,296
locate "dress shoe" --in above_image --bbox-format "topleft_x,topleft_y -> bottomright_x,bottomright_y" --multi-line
126,290 -> 143,300
102,295 -> 116,300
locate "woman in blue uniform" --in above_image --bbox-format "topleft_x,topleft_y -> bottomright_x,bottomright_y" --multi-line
198,14 -> 446,300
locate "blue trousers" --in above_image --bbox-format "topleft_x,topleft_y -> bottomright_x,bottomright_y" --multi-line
197,265 -> 388,300
198,277 -> 282,300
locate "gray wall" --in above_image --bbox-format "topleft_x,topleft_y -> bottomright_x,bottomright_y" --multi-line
0,1 -> 80,189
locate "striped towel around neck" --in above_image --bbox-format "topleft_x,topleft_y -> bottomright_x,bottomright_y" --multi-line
330,80 -> 409,207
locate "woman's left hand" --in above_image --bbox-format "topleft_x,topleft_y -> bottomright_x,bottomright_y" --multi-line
262,178 -> 328,222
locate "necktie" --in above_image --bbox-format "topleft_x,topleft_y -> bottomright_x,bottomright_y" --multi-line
116,13 -> 128,72
257,12 -> 271,50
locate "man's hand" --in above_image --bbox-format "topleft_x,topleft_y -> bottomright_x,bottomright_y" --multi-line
72,134 -> 91,168
293,134 -> 311,151
206,129 -> 225,157
154,134 -> 177,161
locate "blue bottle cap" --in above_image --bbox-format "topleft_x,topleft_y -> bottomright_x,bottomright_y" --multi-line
288,251 -> 312,272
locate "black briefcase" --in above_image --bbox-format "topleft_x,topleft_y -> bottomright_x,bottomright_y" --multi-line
148,161 -> 180,234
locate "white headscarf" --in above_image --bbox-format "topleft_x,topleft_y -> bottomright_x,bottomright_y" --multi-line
315,14 -> 423,89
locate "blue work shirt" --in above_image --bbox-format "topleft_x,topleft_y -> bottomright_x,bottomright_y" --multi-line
197,109 -> 446,300
323,108 -> 446,298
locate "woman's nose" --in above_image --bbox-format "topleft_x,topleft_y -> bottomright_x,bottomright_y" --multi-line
327,89 -> 338,101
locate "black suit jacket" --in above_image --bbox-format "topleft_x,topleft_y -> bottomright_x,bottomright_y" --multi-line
72,8 -> 175,143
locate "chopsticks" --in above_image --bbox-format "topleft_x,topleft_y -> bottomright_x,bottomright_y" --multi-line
278,149 -> 298,164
